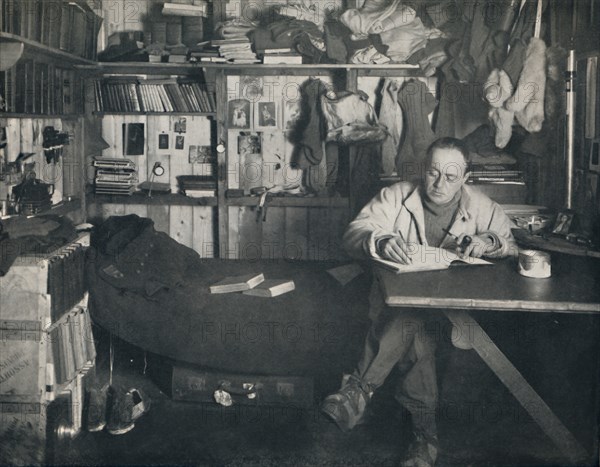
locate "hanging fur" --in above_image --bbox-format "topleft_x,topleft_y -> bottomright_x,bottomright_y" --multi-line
505,37 -> 547,132
485,68 -> 514,148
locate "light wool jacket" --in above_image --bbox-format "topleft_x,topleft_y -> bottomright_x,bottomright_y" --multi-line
343,182 -> 518,260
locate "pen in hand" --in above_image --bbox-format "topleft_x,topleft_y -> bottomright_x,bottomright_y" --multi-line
442,228 -> 472,251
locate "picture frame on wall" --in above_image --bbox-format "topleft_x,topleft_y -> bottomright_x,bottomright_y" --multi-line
228,99 -> 251,129
552,210 -> 575,235
255,101 -> 278,130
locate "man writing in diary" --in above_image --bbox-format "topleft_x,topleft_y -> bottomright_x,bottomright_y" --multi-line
321,137 -> 518,466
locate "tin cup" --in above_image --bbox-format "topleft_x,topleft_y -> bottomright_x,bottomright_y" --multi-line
518,249 -> 551,278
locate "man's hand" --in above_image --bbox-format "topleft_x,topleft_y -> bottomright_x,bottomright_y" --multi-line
456,233 -> 495,258
377,237 -> 413,264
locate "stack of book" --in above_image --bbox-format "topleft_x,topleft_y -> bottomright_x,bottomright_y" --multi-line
177,175 -> 217,197
94,77 -> 216,113
260,48 -> 303,64
212,38 -> 260,64
468,165 -> 525,185
93,158 -> 137,195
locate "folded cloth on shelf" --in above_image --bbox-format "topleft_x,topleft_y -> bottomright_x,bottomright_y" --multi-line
379,17 -> 442,64
86,215 -> 371,377
340,0 -> 416,37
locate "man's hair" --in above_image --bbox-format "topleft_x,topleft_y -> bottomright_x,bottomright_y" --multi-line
425,137 -> 472,172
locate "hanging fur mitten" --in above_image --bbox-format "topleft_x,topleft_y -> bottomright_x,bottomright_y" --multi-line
489,106 -> 514,149
505,37 -> 547,132
485,68 -> 514,148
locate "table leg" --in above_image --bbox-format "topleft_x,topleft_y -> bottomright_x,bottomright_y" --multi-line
444,309 -> 588,463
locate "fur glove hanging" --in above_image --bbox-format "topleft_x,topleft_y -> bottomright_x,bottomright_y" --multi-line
505,37 -> 547,133
484,68 -> 514,148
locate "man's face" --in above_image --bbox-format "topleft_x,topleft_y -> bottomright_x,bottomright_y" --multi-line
424,148 -> 470,205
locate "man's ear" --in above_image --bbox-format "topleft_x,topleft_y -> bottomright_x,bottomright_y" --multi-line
463,170 -> 471,184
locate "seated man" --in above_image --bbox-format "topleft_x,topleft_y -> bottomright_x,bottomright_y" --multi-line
321,137 -> 517,466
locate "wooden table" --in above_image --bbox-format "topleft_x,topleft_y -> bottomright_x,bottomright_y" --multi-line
377,257 -> 600,463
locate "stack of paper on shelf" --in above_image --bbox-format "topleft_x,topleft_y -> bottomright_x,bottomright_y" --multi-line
212,38 -> 260,64
93,158 -> 137,195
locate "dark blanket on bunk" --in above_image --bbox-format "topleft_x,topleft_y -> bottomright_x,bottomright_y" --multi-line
86,215 -> 370,377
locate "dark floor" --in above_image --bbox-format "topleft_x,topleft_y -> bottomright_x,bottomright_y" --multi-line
52,311 -> 600,467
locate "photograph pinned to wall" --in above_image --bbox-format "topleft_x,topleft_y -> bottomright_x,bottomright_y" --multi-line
158,133 -> 169,150
552,210 -> 575,235
240,76 -> 263,102
174,117 -> 187,134
283,97 -> 302,131
189,145 -> 214,164
228,99 -> 251,129
122,123 -> 145,156
256,102 -> 278,129
238,132 -> 262,155
175,135 -> 185,150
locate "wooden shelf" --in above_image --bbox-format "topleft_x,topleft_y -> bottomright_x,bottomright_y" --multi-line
1,198 -> 82,221
0,32 -> 97,67
88,192 -> 217,207
77,61 -> 422,77
226,196 -> 349,208
93,112 -> 216,117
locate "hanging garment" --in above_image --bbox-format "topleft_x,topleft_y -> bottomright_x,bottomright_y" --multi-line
378,79 -> 404,175
294,79 -> 328,169
320,90 -> 387,145
396,80 -> 437,180
484,68 -> 515,148
505,37 -> 547,133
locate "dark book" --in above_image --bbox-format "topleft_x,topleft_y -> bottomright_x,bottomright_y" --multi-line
70,2 -> 87,57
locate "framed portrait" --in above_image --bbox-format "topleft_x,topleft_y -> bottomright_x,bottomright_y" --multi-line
158,133 -> 169,150
228,99 -> 251,129
175,135 -> 185,150
122,123 -> 145,156
174,117 -> 187,134
256,101 -> 278,130
552,210 -> 575,235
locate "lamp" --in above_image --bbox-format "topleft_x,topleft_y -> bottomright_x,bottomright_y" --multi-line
147,162 -> 165,198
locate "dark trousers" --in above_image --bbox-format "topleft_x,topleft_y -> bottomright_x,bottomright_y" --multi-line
354,306 -> 441,438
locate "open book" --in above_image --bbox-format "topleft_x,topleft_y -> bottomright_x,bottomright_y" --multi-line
373,245 -> 492,274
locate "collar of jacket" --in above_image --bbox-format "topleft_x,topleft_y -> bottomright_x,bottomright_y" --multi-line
403,183 -> 474,242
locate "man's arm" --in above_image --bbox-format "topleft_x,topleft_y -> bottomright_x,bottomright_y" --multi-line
342,184 -> 406,260
476,201 -> 518,258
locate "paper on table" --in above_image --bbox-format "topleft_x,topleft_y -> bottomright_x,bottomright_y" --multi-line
373,245 -> 492,274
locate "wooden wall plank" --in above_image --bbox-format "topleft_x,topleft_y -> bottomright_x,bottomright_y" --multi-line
226,206 -> 240,259
101,203 -> 126,218
192,206 -> 216,258
123,204 -> 148,218
4,118 -> 20,162
169,205 -> 194,248
237,205 -> 262,261
262,206 -> 285,259
147,115 -> 171,188
284,207 -> 308,260
308,207 -> 333,261
147,204 -> 170,235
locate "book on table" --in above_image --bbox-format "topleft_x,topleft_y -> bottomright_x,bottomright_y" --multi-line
242,279 -> 295,297
373,245 -> 492,274
209,273 -> 265,294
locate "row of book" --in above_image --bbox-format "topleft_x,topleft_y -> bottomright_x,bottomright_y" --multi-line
0,0 -> 102,60
46,241 -> 87,324
50,305 -> 96,386
93,158 -> 137,196
468,165 -> 525,184
0,63 -> 75,114
94,79 -> 216,113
